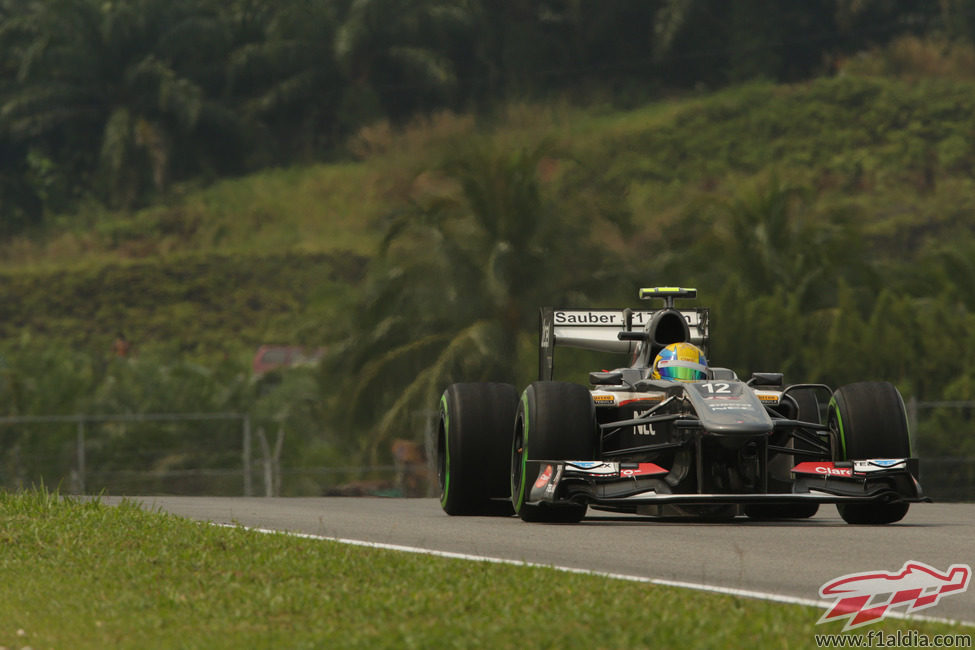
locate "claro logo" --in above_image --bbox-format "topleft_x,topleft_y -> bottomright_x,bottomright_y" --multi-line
792,462 -> 853,478
815,466 -> 852,477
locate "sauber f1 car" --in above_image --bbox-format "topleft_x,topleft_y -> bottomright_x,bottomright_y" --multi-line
437,287 -> 929,524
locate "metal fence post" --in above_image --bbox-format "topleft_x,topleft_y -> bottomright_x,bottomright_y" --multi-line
76,419 -> 86,495
242,414 -> 253,497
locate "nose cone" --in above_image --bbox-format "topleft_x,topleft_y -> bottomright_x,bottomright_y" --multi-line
682,380 -> 773,436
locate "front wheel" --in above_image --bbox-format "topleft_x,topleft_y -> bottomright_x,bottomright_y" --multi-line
828,381 -> 912,525
511,382 -> 596,523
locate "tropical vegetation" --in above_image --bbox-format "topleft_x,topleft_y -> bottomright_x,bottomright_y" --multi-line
2,1 -> 975,496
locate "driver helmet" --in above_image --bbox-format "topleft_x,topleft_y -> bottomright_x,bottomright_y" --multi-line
652,342 -> 708,382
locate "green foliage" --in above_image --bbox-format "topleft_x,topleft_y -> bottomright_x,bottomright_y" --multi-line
7,70 -> 975,481
596,76 -> 975,204
0,0 -> 245,209
2,1 -> 962,222
840,35 -> 975,82
0,345 -> 100,489
3,0 -> 975,495
323,137 -> 631,462
0,343 -> 355,493
0,251 -> 362,356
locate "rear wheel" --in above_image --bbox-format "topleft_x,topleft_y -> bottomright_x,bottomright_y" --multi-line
438,383 -> 518,516
511,382 -> 596,523
828,381 -> 911,525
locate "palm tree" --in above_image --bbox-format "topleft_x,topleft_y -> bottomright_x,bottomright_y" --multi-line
0,0 -> 241,208
225,0 -> 346,160
325,137 -> 624,464
691,176 -> 870,311
0,135 -> 42,236
334,0 -> 475,124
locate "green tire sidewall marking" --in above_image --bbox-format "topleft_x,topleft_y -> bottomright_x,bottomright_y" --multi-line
895,388 -> 913,454
439,393 -> 450,508
514,390 -> 530,512
829,395 -> 847,460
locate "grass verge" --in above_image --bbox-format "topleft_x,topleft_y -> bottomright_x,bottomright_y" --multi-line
0,490 -> 969,649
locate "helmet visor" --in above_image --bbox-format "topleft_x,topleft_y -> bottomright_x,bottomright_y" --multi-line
656,360 -> 707,381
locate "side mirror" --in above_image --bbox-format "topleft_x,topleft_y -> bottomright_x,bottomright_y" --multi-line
618,331 -> 650,341
748,372 -> 784,387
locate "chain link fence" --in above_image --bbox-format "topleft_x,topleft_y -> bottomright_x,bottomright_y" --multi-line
0,405 -> 971,501
907,398 -> 975,502
0,412 -> 437,497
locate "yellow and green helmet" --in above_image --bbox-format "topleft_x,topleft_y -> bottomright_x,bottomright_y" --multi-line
652,342 -> 708,382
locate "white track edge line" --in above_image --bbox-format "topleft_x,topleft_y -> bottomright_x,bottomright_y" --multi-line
216,523 -> 975,630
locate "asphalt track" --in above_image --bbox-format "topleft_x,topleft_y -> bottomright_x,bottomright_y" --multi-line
111,496 -> 975,626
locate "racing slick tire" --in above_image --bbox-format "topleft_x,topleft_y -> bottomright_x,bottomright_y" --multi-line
828,381 -> 912,525
438,383 -> 518,516
511,382 -> 596,523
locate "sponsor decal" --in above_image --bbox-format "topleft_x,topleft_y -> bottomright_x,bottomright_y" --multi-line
534,464 -> 554,489
853,459 -> 907,474
868,459 -> 905,467
756,392 -> 780,403
794,459 -> 908,478
818,561 -> 972,631
633,409 -> 656,436
545,465 -> 563,496
566,461 -> 618,475
554,311 -> 626,326
553,310 -> 700,327
672,346 -> 699,362
792,462 -> 854,478
620,463 -> 668,477
618,395 -> 664,406
707,404 -> 755,412
592,394 -> 616,404
641,286 -> 692,294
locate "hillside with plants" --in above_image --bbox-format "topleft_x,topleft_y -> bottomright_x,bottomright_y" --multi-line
3,0 -> 975,495
4,71 -> 975,492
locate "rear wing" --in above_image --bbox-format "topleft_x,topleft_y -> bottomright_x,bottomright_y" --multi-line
538,306 -> 709,381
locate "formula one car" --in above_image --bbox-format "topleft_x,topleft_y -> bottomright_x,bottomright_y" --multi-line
437,287 -> 928,524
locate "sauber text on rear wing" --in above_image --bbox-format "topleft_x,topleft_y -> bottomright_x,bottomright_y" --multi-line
538,306 -> 709,381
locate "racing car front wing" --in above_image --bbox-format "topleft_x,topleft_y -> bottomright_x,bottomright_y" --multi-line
526,459 -> 930,508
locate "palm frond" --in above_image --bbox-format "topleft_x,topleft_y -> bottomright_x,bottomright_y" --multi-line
244,68 -> 325,117
1,82 -> 99,129
387,45 -> 456,87
99,107 -> 133,175
346,330 -> 454,421
364,318 -> 505,462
